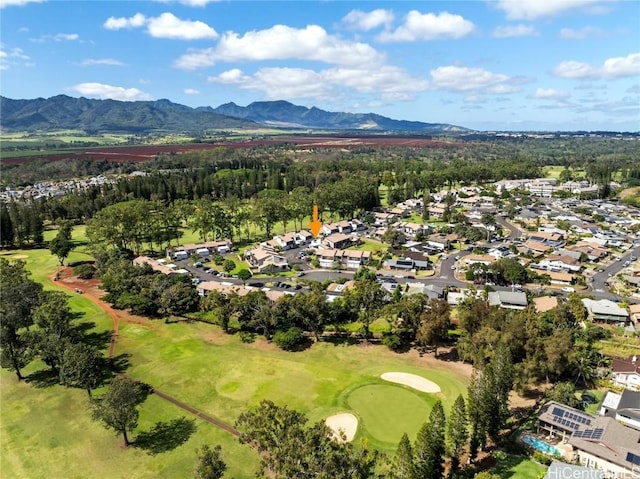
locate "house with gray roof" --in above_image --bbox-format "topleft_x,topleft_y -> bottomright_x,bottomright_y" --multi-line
582,298 -> 630,325
488,291 -> 528,310
568,416 -> 640,478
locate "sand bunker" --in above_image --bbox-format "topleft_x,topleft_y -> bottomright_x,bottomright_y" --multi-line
325,413 -> 358,443
381,372 -> 441,393
11,254 -> 28,259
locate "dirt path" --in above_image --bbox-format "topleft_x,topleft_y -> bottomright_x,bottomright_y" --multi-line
51,267 -> 241,437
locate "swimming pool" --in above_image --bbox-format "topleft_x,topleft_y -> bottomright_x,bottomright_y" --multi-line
522,434 -> 563,458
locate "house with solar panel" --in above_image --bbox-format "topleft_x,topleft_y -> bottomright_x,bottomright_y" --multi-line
536,401 -> 596,441
569,416 -> 640,478
535,401 -> 640,478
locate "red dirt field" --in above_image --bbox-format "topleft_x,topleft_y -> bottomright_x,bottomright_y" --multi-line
2,136 -> 457,165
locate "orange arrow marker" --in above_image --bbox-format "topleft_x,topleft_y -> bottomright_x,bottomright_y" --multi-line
310,204 -> 323,238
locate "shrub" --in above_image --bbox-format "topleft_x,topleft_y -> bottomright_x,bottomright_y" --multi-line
381,332 -> 404,351
272,327 -> 305,350
238,331 -> 256,343
73,263 -> 95,279
532,451 -> 553,466
212,254 -> 224,265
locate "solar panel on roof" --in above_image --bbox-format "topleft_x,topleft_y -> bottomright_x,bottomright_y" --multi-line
573,431 -> 583,438
552,407 -> 565,417
592,429 -> 604,440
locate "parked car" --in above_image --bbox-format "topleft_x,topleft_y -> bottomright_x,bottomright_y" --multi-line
296,271 -> 305,277
194,261 -> 203,268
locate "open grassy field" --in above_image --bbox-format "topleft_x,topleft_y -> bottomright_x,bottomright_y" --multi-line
116,319 -> 469,453
1,243 -> 471,477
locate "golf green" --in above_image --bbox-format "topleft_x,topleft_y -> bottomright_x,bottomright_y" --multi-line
346,384 -> 434,446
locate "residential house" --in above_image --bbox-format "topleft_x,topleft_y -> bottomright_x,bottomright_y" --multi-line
582,299 -> 630,325
488,291 -> 528,310
543,270 -> 577,286
350,219 -> 366,232
244,245 -> 289,272
134,256 -> 188,276
383,257 -> 430,271
533,296 -> 559,313
610,356 -> 640,391
295,230 -> 314,246
405,283 -> 444,300
315,249 -> 371,269
630,304 -> 640,324
536,401 -> 596,441
274,232 -> 297,250
569,416 -> 640,478
598,390 -> 640,430
372,211 -> 397,226
465,254 -> 497,266
538,254 -> 582,273
396,221 -> 429,238
427,205 -> 446,219
336,220 -> 353,234
426,233 -> 456,251
323,233 -> 353,250
169,240 -> 232,258
523,240 -> 553,255
197,281 -> 249,297
320,223 -> 339,236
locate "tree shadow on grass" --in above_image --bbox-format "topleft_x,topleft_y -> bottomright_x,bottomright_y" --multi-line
109,353 -> 131,374
25,368 -> 59,388
133,417 -> 197,455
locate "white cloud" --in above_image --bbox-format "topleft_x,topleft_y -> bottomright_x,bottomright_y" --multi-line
54,33 -> 78,41
175,24 -> 383,70
341,9 -> 394,31
104,12 -> 216,40
104,13 -> 146,30
184,88 -> 200,95
428,65 -> 529,94
493,0 -> 605,20
0,46 -> 31,69
552,52 -> 640,79
80,58 -> 124,66
31,32 -> 79,43
492,24 -> 537,38
147,12 -> 218,39
71,82 -> 153,101
208,64 -> 428,102
627,84 -> 640,93
0,0 -> 44,8
378,11 -> 474,42
532,88 -> 571,100
559,26 -> 604,39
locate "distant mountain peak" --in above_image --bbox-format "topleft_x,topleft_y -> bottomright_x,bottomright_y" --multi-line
0,95 -> 469,133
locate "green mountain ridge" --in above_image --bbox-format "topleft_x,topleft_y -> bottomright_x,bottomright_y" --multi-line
0,95 -> 469,133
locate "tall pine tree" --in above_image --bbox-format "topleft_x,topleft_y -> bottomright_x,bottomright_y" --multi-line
414,400 -> 446,479
392,433 -> 415,479
446,394 -> 469,475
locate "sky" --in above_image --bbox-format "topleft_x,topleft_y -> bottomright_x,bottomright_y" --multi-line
1,0 -> 639,131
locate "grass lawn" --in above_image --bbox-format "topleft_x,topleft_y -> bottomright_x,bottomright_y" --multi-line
116,320 -> 468,453
349,239 -> 386,253
345,383 -> 434,449
1,245 -> 470,477
0,369 -> 260,479
492,454 -> 547,479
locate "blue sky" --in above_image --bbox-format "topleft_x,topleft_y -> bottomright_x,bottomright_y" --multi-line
1,0 -> 639,131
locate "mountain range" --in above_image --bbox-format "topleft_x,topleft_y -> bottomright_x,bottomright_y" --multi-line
0,95 -> 467,133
